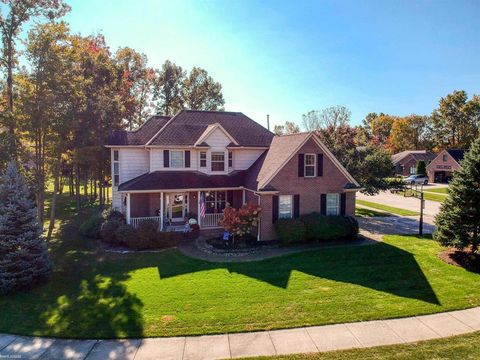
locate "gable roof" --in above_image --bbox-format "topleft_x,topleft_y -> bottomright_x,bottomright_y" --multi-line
147,110 -> 274,147
392,150 -> 435,166
446,149 -> 467,163
255,132 -> 359,190
194,123 -> 239,146
107,115 -> 170,146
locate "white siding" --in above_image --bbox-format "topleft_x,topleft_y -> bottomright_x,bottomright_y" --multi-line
205,128 -> 231,149
150,148 -> 198,171
119,148 -> 149,183
234,149 -> 265,170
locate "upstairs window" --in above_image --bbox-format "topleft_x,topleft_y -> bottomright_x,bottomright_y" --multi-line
228,151 -> 233,167
304,154 -> 316,177
443,154 -> 448,162
200,151 -> 207,168
113,150 -> 119,186
170,150 -> 184,168
326,193 -> 340,215
211,152 -> 225,171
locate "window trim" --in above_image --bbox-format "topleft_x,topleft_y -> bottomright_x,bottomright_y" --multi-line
113,150 -> 120,186
279,195 -> 293,219
170,150 -> 185,168
211,151 -> 225,172
326,193 -> 340,216
304,153 -> 316,177
199,151 -> 207,168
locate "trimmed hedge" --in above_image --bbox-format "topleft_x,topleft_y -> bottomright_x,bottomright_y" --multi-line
275,213 -> 359,244
79,214 -> 103,239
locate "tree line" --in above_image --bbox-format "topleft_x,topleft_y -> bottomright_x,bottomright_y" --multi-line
0,1 -> 225,239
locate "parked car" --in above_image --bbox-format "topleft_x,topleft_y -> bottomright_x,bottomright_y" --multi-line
404,174 -> 429,185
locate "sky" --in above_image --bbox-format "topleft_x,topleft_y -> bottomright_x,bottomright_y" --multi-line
61,0 -> 480,129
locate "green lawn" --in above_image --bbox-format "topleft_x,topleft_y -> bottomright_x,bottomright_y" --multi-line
399,190 -> 447,203
356,199 -> 419,216
1,194 -> 480,339
424,187 -> 449,194
241,332 -> 480,360
355,206 -> 391,217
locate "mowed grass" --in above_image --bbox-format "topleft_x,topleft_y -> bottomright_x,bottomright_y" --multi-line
356,199 -> 419,216
424,187 -> 449,194
240,332 -> 480,360
1,194 -> 480,339
399,190 -> 447,203
355,206 -> 391,217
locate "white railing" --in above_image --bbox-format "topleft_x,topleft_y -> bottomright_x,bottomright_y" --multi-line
200,213 -> 223,228
131,216 -> 161,229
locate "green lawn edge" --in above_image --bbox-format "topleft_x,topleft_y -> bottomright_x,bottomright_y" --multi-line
356,199 -> 419,216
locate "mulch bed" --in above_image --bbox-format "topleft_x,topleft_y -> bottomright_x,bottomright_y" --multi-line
438,247 -> 480,273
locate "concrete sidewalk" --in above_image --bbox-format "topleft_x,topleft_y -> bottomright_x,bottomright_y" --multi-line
1,307 -> 480,359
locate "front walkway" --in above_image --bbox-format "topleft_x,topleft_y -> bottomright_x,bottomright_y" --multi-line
1,307 -> 480,359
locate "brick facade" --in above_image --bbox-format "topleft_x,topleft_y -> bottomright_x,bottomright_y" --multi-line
258,138 -> 356,241
427,150 -> 461,183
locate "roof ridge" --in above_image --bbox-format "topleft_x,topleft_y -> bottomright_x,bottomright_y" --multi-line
183,109 -> 242,115
275,131 -> 311,137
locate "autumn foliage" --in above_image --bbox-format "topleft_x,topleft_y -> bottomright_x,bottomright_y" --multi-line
219,203 -> 261,240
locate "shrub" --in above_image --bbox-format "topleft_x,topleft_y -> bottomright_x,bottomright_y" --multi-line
274,218 -> 307,244
100,218 -> 124,244
155,231 -> 184,249
102,208 -> 125,222
301,213 -> 358,242
79,214 -> 103,239
115,224 -> 138,245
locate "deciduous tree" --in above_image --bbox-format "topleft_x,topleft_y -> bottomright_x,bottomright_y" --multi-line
182,67 -> 224,111
273,121 -> 300,135
153,60 -> 185,116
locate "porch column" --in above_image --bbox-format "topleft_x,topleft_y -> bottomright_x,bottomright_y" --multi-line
197,190 -> 201,228
242,189 -> 246,205
160,192 -> 164,231
126,193 -> 131,225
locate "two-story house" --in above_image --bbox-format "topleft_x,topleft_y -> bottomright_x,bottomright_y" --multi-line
106,110 -> 360,241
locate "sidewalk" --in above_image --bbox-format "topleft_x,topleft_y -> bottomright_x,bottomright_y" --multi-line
1,307 -> 480,359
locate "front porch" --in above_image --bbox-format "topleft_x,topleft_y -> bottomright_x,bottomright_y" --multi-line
123,189 -> 245,231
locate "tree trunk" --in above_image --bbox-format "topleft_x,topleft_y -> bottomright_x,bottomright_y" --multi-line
46,164 -> 61,242
75,165 -> 81,210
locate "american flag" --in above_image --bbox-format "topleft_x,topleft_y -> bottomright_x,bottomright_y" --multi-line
200,192 -> 206,218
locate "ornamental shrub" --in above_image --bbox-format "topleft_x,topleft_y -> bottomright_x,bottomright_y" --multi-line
274,218 -> 307,244
114,224 -> 138,245
100,218 -> 124,244
79,214 -> 103,239
302,213 -> 358,242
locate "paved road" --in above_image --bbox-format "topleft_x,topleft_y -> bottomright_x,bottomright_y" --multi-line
1,307 -> 480,359
358,190 -> 442,217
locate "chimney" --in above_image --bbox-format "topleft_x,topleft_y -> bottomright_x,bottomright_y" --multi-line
267,114 -> 270,131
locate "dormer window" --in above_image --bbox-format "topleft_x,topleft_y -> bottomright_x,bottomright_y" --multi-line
211,152 -> 225,171
170,150 -> 184,168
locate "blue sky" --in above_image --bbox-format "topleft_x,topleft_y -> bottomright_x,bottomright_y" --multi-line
63,0 -> 479,128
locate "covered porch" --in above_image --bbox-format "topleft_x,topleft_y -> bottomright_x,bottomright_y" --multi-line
123,188 -> 245,231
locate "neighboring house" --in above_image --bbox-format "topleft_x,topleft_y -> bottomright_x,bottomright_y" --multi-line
391,150 -> 435,176
426,149 -> 466,183
106,110 -> 360,241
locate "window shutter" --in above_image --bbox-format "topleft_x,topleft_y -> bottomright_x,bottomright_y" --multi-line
272,195 -> 279,224
298,154 -> 304,177
163,150 -> 170,168
185,150 -> 190,168
317,154 -> 323,177
340,193 -> 346,215
293,195 -> 300,218
320,194 -> 326,215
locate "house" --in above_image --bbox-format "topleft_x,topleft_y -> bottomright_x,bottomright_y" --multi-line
106,110 -> 360,241
426,149 -> 466,183
391,150 -> 435,176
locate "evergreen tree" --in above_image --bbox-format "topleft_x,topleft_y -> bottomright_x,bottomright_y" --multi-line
0,161 -> 52,295
416,160 -> 426,175
434,137 -> 480,254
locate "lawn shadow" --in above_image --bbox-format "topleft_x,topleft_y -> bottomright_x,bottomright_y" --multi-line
158,241 -> 440,305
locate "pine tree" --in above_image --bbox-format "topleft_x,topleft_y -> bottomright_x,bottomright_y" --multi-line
434,137 -> 480,254
416,160 -> 426,175
0,161 -> 52,295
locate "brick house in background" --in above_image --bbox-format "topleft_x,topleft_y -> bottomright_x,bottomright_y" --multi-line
106,110 -> 360,241
391,150 -> 436,176
426,149 -> 466,183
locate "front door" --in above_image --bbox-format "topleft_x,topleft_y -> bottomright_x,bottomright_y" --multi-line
169,193 -> 188,221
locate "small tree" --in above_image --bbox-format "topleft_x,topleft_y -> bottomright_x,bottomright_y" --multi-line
434,137 -> 480,255
416,160 -> 426,175
0,161 -> 52,295
219,203 -> 261,245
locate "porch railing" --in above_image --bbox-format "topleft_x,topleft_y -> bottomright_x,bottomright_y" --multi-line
131,216 -> 161,229
200,213 -> 223,228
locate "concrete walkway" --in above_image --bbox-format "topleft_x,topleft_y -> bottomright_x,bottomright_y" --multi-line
2,307 -> 480,359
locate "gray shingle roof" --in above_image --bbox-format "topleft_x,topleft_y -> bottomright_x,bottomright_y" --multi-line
392,150 -> 435,165
107,115 -> 170,146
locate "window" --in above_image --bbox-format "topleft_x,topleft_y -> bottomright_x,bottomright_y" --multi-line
205,191 -> 227,213
113,150 -> 119,186
211,152 -> 225,171
305,154 -> 316,177
279,195 -> 293,219
443,154 -> 448,162
228,151 -> 233,167
326,193 -> 340,216
170,150 -> 184,168
409,166 -> 416,175
200,151 -> 207,168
